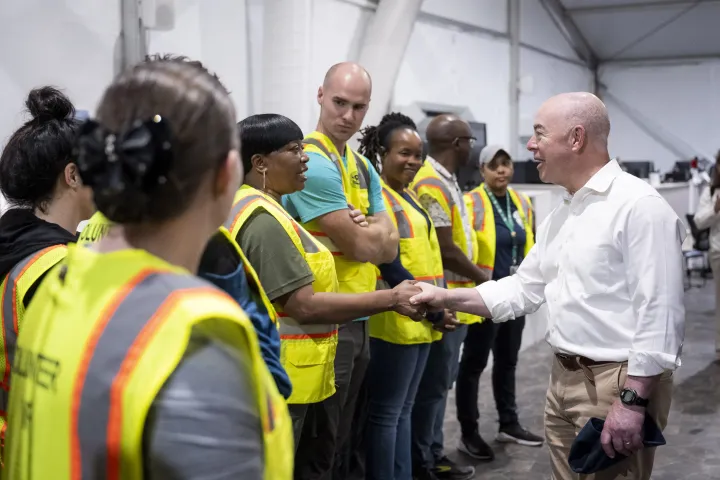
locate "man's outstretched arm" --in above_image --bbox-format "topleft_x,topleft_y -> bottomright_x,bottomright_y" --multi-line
411,244 -> 547,321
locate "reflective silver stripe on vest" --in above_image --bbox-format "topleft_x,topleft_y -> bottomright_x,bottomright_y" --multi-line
303,138 -> 370,190
384,190 -> 413,238
295,228 -> 321,254
1,251 -> 50,392
516,193 -> 531,224
225,193 -> 262,231
355,155 -> 370,190
470,191 -> 485,231
278,317 -> 338,337
76,272 -> 208,478
413,178 -> 455,207
227,193 -> 321,254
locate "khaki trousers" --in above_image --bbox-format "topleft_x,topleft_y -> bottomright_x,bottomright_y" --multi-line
709,252 -> 720,356
544,356 -> 674,480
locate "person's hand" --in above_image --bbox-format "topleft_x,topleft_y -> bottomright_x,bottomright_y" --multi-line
348,203 -> 368,227
391,280 -> 426,321
599,399 -> 645,458
409,282 -> 449,311
433,310 -> 460,333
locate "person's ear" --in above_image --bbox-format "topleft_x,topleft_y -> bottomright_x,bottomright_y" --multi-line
251,154 -> 268,174
64,163 -> 83,190
317,86 -> 324,106
570,125 -> 586,152
379,146 -> 389,161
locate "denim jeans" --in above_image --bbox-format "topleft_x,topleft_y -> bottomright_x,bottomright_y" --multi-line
366,338 -> 431,480
411,324 -> 468,469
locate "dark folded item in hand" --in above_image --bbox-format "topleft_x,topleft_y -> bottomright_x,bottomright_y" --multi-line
568,412 -> 666,474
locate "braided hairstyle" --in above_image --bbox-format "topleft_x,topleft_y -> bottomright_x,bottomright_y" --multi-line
358,112 -> 418,172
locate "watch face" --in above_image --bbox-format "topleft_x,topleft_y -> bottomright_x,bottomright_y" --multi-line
621,389 -> 636,403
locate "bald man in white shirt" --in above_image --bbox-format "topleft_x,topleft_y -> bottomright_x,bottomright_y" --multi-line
409,92 -> 685,480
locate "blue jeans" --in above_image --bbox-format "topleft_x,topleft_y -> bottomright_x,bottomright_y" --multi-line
411,324 -> 468,469
366,338 -> 431,480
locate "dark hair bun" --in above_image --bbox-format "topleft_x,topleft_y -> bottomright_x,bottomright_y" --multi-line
26,86 -> 75,123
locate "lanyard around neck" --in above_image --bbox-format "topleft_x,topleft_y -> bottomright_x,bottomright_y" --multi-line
483,184 -> 518,266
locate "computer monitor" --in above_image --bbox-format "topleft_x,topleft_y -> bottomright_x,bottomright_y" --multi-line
621,160 -> 655,179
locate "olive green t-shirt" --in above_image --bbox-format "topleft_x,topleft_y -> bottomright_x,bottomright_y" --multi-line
237,210 -> 314,302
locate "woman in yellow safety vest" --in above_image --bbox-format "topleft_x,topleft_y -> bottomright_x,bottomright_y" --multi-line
357,112 -> 457,480
3,57 -> 293,480
231,113 -> 425,478
454,145 -> 542,461
0,86 -> 94,458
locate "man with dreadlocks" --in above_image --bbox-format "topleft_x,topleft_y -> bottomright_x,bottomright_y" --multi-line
358,112 -> 459,480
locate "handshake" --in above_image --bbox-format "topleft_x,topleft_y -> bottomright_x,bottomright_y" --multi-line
390,280 -> 459,332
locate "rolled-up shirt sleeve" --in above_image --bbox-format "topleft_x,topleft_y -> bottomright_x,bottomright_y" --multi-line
624,195 -> 686,377
476,243 -> 547,322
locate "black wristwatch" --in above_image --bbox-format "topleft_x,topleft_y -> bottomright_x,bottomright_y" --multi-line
620,388 -> 649,407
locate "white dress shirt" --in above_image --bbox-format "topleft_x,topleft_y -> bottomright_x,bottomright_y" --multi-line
477,160 -> 686,377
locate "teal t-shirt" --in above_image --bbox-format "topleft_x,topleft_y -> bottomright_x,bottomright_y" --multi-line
283,151 -> 386,322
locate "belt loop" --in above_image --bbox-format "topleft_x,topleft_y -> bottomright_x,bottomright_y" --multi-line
577,357 -> 596,386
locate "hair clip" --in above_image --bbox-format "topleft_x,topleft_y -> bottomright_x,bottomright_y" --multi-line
75,115 -> 174,195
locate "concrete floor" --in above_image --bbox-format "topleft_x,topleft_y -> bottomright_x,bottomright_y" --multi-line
439,280 -> 720,480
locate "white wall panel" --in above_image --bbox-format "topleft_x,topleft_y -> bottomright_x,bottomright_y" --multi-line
601,62 -> 720,172
393,22 -> 511,147
147,0 -> 251,121
0,0 -> 119,147
518,49 -> 594,157
421,0 -> 507,31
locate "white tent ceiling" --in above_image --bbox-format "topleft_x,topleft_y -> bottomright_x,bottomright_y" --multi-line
557,0 -> 720,64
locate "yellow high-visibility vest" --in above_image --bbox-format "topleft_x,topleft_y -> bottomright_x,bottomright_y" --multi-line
2,245 -> 293,480
300,131 -> 377,297
411,161 -> 481,324
225,185 -> 339,404
77,214 -> 278,327
370,184 -> 444,344
76,211 -> 112,244
0,245 -> 67,460
465,184 -> 534,278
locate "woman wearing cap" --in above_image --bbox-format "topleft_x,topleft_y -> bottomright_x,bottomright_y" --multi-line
3,57 -> 293,479
454,145 -> 543,462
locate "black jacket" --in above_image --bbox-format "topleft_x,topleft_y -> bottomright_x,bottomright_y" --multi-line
0,208 -> 77,296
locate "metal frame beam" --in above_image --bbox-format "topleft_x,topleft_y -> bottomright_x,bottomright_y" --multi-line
336,0 -> 588,68
567,0 -> 720,15
538,0 -> 599,69
602,53 -> 720,66
508,0 -> 521,158
119,0 -> 147,71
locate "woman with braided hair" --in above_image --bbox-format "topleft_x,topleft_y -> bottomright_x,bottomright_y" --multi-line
359,113 -> 457,480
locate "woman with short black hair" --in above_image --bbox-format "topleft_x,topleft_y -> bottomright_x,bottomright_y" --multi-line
231,113 -> 425,479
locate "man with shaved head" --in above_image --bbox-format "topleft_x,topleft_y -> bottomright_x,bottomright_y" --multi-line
284,62 -> 401,480
409,93 -> 685,479
409,113 -> 486,480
